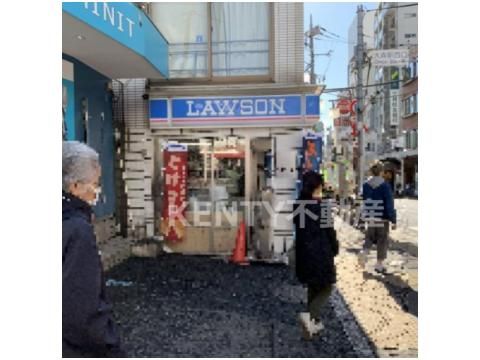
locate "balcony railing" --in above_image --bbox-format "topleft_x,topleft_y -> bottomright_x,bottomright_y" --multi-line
169,39 -> 270,78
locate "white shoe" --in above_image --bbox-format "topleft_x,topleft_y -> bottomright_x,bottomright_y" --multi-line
374,264 -> 388,274
298,312 -> 314,340
298,313 -> 324,339
310,319 -> 324,334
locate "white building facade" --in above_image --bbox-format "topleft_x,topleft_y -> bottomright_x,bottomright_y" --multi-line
115,3 -> 323,260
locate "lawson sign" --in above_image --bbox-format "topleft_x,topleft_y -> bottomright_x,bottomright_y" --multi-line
174,96 -> 300,119
150,95 -> 320,124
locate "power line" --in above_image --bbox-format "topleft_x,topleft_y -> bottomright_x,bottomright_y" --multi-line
320,27 -> 345,41
324,93 -> 411,102
320,42 -> 337,83
322,80 -> 402,93
314,36 -> 356,45
365,3 -> 418,12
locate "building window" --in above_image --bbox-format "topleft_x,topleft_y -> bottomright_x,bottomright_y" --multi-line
212,3 -> 269,77
150,3 -> 209,78
403,94 -> 418,117
405,33 -> 417,39
405,130 -> 418,150
150,3 -> 270,79
404,13 -> 417,18
402,61 -> 418,82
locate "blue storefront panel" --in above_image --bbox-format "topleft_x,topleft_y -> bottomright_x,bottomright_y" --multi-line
62,54 -> 116,218
149,94 -> 320,126
63,2 -> 169,77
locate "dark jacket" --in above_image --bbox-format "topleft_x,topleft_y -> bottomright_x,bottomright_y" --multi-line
62,191 -> 124,358
362,176 -> 396,224
293,199 -> 339,288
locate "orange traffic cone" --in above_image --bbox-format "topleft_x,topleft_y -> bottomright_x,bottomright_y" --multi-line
230,220 -> 249,266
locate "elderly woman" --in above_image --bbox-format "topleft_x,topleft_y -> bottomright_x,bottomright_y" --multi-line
62,141 -> 124,357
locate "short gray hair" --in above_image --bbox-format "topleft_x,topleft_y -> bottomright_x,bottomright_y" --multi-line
63,141 -> 100,191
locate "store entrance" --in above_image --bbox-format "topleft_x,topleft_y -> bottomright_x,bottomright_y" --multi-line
153,135 -> 246,255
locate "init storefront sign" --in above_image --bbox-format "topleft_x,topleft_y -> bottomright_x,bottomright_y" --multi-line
160,144 -> 188,242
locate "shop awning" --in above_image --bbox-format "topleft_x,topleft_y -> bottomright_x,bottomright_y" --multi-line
63,2 -> 168,79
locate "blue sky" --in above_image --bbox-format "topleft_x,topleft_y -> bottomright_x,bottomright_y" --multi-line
303,2 -> 378,129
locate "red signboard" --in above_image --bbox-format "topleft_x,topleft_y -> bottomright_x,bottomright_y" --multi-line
337,99 -> 351,114
160,146 -> 188,242
349,99 -> 358,114
334,117 -> 352,127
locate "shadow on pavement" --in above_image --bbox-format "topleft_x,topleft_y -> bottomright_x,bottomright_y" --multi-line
389,237 -> 418,258
363,271 -> 418,317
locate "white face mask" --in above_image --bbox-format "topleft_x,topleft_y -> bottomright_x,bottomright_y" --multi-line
87,185 -> 102,206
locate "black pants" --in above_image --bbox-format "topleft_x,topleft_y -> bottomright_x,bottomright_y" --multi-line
307,283 -> 333,321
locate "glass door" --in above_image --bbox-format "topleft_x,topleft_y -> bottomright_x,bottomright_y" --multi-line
155,136 -> 246,254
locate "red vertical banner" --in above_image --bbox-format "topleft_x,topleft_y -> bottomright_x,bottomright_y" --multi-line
160,144 -> 188,243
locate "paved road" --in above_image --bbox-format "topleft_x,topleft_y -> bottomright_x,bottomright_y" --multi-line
106,255 -> 375,358
395,199 -> 418,235
334,208 -> 418,357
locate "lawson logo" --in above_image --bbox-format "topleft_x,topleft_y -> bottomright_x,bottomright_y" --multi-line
172,96 -> 302,119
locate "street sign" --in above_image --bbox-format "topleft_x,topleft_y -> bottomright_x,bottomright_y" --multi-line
370,49 -> 409,67
390,90 -> 400,125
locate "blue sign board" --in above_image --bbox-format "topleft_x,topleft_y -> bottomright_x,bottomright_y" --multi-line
63,2 -> 169,78
150,99 -> 168,120
149,94 -> 320,124
172,96 -> 302,120
306,95 -> 320,116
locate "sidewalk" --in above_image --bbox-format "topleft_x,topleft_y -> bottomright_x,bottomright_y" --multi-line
335,216 -> 418,357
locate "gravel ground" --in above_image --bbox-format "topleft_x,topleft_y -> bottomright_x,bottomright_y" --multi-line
105,254 -> 374,357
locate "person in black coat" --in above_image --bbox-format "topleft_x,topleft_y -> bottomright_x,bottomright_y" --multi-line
62,141 -> 125,357
293,171 -> 339,339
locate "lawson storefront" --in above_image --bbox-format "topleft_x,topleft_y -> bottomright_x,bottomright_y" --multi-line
146,88 -> 323,260
62,2 -> 169,241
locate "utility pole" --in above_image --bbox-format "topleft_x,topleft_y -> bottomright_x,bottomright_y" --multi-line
305,15 -> 331,84
309,14 -> 316,84
355,5 -> 365,195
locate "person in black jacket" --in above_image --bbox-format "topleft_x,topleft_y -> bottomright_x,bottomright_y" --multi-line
62,141 -> 125,357
293,171 -> 339,340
